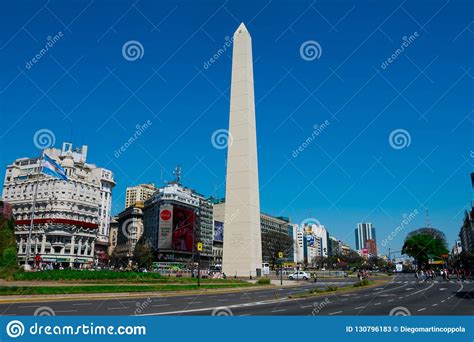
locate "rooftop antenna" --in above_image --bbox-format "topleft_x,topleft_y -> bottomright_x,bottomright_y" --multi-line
425,208 -> 431,228
173,165 -> 182,184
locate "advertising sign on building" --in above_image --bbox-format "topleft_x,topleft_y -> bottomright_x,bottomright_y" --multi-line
158,205 -> 173,249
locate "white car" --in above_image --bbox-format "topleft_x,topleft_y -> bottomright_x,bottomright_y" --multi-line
288,271 -> 310,280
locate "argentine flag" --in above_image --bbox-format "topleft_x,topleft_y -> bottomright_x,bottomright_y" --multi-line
42,154 -> 68,181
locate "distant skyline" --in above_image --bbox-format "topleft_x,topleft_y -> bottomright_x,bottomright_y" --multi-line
0,0 -> 472,254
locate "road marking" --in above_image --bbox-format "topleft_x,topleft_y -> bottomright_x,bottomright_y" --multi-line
388,299 -> 395,302
432,304 -> 438,307
18,305 -> 42,309
108,307 -> 129,310
191,301 -> 202,304
374,288 -> 383,291
417,308 -> 426,312
441,300 -> 445,303
399,297 -> 403,299
152,304 -> 171,307
354,306 -> 366,310
271,309 -> 287,313
300,305 -> 313,309
374,303 -> 381,306
439,288 -> 447,291
406,288 -> 414,290
72,303 -> 92,306
55,310 -> 78,313
329,311 -> 343,315
218,299 -> 229,302
239,314 -> 252,316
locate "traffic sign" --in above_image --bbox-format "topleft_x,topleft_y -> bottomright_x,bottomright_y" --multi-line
197,242 -> 203,252
278,251 -> 283,259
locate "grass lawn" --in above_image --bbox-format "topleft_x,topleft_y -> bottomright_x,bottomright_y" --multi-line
0,282 -> 256,295
12,270 -> 246,284
289,280 -> 378,298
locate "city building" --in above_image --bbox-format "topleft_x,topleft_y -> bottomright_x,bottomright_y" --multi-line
125,183 -> 157,208
2,142 -> 115,267
213,201 -> 294,264
355,223 -> 376,252
365,239 -> 377,257
459,209 -> 474,253
115,203 -> 144,261
451,239 -> 462,256
142,181 -> 214,265
295,227 -> 304,264
222,23 -> 262,277
108,216 -> 118,256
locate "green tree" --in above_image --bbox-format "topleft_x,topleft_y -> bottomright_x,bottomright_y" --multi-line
402,233 -> 448,269
0,201 -> 19,279
261,231 -> 294,269
133,238 -> 154,269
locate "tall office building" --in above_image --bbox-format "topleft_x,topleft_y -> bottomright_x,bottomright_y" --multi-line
355,223 -> 376,252
125,183 -> 157,208
222,23 -> 262,277
2,142 -> 115,267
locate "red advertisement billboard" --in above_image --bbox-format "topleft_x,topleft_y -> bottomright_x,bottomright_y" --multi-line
171,206 -> 195,252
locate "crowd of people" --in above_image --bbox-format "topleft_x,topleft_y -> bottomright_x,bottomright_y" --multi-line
415,268 -> 471,282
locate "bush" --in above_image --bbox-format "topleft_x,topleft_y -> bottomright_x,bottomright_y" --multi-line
353,279 -> 370,287
325,286 -> 338,292
256,277 -> 271,285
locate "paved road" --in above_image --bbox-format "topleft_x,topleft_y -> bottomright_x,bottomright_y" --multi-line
0,274 -> 472,316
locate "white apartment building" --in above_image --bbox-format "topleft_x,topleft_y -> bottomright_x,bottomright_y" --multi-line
2,142 -> 115,267
125,183 -> 157,208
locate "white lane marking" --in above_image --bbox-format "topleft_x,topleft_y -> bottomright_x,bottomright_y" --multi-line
398,297 -> 403,299
354,306 -> 366,310
441,300 -> 445,303
388,299 -> 395,302
374,288 -> 383,291
18,305 -> 42,309
191,301 -> 202,304
406,288 -> 414,291
239,314 -> 252,316
108,307 -> 129,310
439,288 -> 447,291
72,303 -> 92,306
271,309 -> 287,313
432,304 -> 438,307
329,311 -> 343,315
374,303 -> 381,306
417,308 -> 426,312
55,310 -> 78,313
300,305 -> 313,309
152,304 -> 171,307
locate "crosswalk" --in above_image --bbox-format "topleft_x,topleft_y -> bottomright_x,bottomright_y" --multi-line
389,280 -> 472,284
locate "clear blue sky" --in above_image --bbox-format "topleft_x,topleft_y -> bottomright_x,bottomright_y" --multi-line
1,0 -> 472,255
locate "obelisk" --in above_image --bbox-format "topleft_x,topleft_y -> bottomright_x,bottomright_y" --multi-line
222,23 -> 262,277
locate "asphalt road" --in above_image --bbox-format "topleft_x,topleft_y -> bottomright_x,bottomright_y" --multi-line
0,274 -> 472,316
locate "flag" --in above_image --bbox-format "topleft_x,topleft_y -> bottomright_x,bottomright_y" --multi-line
41,154 -> 68,181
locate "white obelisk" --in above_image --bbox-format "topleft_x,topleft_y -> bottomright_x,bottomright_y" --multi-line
222,23 -> 262,277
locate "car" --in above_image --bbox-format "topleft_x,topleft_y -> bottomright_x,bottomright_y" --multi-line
288,271 -> 309,280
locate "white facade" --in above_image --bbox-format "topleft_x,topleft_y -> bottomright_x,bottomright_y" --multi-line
295,225 -> 304,263
2,142 -> 115,266
312,224 -> 328,257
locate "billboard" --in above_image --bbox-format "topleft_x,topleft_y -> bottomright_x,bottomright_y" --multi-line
306,234 -> 315,247
158,205 -> 173,249
214,221 -> 224,242
171,206 -> 195,252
